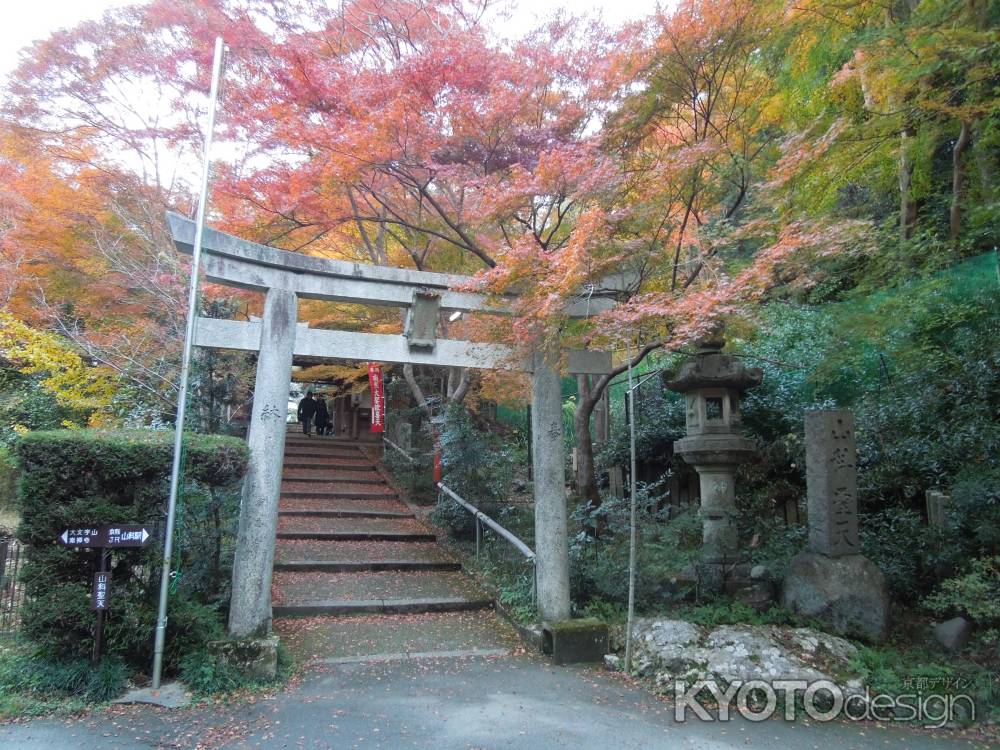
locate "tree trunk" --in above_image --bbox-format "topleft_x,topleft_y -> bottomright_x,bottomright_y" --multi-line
403,363 -> 433,418
446,367 -> 471,404
571,340 -> 665,517
593,387 -> 609,452
950,120 -> 972,241
899,124 -> 917,242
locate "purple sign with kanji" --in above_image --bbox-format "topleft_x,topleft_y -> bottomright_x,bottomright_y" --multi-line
92,571 -> 111,610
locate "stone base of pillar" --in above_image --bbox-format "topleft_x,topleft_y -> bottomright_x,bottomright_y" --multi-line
208,635 -> 280,680
541,618 -> 609,665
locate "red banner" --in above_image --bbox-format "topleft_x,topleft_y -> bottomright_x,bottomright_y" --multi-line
368,363 -> 385,433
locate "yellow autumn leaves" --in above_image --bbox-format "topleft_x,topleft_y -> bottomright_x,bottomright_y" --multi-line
0,312 -> 118,427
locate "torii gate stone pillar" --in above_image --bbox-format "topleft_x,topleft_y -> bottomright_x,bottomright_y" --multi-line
531,348 -> 571,621
229,288 -> 298,638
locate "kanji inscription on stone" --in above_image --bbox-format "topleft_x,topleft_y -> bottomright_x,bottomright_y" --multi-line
259,403 -> 284,420
804,410 -> 859,557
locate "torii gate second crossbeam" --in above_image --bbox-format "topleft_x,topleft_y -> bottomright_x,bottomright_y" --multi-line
167,213 -> 616,638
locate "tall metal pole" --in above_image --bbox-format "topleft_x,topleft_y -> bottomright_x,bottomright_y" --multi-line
623,335 -> 639,673
152,37 -> 225,689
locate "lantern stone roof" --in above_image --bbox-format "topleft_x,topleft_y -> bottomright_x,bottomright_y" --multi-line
664,340 -> 763,394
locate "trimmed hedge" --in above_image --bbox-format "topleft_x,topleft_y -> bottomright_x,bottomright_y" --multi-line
14,430 -> 248,671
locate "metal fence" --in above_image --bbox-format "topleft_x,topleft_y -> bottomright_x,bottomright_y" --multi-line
0,537 -> 26,638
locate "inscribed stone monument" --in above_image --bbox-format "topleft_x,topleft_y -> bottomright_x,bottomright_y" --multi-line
805,410 -> 859,557
783,409 -> 890,642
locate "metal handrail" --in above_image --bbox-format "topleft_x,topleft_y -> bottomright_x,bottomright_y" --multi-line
437,483 -> 535,562
382,436 -> 417,464
381,438 -> 537,606
437,482 -> 537,607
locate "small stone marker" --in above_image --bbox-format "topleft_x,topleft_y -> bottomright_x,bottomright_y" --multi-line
926,490 -> 951,527
805,410 -> 859,557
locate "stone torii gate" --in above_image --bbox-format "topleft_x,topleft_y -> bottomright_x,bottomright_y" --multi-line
166,212 -> 617,638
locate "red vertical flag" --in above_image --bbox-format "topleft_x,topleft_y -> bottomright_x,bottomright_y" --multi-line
368,363 -> 385,433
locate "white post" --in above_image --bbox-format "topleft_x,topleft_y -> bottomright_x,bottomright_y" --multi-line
152,37 -> 225,688
624,337 -> 639,673
228,288 -> 299,638
531,347 -> 571,622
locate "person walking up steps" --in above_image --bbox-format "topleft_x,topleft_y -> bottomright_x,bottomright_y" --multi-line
314,396 -> 330,437
297,391 -> 318,436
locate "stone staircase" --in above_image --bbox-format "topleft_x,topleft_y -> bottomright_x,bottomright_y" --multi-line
271,429 -> 493,620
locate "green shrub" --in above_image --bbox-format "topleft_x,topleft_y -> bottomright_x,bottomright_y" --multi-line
0,645 -> 129,705
433,404 -> 517,538
0,443 -> 17,515
924,556 -> 1000,627
747,521 -> 807,578
178,651 -> 241,695
673,601 -> 798,628
859,508 -> 957,603
570,490 -> 702,611
950,465 -> 1000,553
13,429 -> 247,672
578,597 -> 628,625
179,642 -> 292,696
848,645 -> 998,724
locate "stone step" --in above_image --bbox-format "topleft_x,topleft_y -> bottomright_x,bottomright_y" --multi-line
271,570 -> 490,616
279,498 -> 410,515
280,489 -> 399,501
282,458 -> 375,470
273,611 -> 520,663
273,559 -> 460,572
279,514 -> 427,532
281,480 -> 394,495
280,472 -> 385,484
277,530 -> 436,542
285,435 -> 365,444
284,440 -> 366,449
278,508 -> 412,520
284,449 -> 367,460
272,598 -> 492,616
274,540 -> 455,565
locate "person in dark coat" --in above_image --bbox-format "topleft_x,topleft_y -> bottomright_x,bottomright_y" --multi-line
314,397 -> 330,436
297,391 -> 318,435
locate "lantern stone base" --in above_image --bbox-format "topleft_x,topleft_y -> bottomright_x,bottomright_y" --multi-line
782,552 -> 890,643
208,635 -> 280,680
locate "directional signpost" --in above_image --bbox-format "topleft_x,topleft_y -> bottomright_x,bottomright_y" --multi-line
58,524 -> 153,663
59,525 -> 151,548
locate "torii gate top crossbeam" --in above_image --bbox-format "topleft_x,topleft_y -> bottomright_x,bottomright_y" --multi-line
166,212 -> 620,317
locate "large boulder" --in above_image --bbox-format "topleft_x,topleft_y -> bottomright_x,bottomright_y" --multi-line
628,618 -> 862,691
782,553 -> 890,643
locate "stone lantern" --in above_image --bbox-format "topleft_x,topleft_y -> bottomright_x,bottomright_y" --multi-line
665,334 -> 762,590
